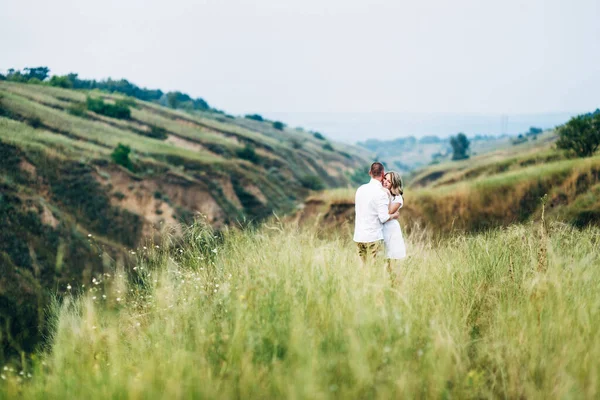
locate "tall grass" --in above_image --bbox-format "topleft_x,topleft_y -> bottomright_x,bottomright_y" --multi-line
1,219 -> 599,399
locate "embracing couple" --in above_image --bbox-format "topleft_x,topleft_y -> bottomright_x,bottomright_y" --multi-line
353,162 -> 406,274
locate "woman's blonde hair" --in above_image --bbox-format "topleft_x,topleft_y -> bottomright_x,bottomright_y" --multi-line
385,171 -> 403,196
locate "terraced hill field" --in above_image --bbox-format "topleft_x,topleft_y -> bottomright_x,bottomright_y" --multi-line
0,80 -> 369,359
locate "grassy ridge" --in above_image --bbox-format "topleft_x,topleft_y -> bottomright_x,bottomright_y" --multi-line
1,220 -> 599,398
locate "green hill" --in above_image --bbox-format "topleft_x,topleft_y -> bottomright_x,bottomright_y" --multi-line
299,122 -> 600,235
0,79 -> 369,360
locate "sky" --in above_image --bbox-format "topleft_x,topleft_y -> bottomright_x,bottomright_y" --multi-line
2,0 -> 599,141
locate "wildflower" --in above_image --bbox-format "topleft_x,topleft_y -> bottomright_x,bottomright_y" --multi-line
102,294 -> 107,299
212,248 -> 218,254
66,284 -> 72,290
136,322 -> 141,327
88,234 -> 92,237
116,297 -> 121,302
0,374 -> 5,380
92,296 -> 97,300
155,245 -> 160,249
143,246 -> 147,250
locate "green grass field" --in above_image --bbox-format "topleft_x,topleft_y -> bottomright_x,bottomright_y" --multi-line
1,218 -> 599,399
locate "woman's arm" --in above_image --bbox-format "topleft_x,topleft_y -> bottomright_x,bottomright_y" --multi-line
389,202 -> 401,214
388,195 -> 403,214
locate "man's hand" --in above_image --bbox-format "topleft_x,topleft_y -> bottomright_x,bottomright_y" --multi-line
390,211 -> 400,220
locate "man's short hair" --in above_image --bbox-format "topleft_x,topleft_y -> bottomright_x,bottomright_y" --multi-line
369,162 -> 384,178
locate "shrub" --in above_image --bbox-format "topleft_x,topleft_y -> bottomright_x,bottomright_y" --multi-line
290,138 -> 303,149
299,175 -> 325,191
27,116 -> 43,129
146,125 -> 168,140
556,113 -> 600,157
49,75 -> 73,88
273,121 -> 285,130
111,144 -> 134,171
450,133 -> 470,160
313,132 -> 326,140
322,143 -> 334,151
512,134 -> 528,146
245,114 -> 264,122
236,144 -> 260,164
527,127 -> 543,136
86,97 -> 131,120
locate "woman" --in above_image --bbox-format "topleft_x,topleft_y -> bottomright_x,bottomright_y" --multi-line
382,171 -> 407,262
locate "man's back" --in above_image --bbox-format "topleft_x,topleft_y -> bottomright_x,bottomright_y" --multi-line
353,179 -> 390,243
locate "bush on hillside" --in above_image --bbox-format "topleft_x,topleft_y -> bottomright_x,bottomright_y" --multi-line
245,114 -> 264,122
313,132 -> 326,140
512,134 -> 528,146
556,113 -> 600,157
322,142 -> 334,151
299,174 -> 325,191
450,133 -> 470,160
111,143 -> 134,171
48,75 -> 73,88
146,125 -> 168,140
290,138 -> 303,149
86,97 -> 131,119
272,121 -> 285,130
27,116 -> 43,129
236,144 -> 260,164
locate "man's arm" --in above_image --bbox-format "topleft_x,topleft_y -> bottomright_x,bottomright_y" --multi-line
376,192 -> 398,223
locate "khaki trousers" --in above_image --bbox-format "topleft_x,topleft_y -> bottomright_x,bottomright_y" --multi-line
356,241 -> 383,265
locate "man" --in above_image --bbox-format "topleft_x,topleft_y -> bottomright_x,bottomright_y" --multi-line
353,162 -> 400,264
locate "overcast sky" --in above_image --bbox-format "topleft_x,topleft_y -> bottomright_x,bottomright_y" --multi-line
2,0 -> 599,138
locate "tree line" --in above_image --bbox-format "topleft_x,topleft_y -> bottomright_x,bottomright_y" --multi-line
0,66 -> 214,113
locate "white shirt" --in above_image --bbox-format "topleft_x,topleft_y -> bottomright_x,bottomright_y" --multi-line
353,179 -> 391,243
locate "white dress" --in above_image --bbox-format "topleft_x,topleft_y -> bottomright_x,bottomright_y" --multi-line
383,195 -> 407,259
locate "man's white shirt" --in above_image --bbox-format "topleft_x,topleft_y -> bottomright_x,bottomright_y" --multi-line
353,178 -> 390,243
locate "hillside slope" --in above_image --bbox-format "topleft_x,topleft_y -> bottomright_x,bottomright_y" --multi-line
298,128 -> 600,235
0,80 -> 369,360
